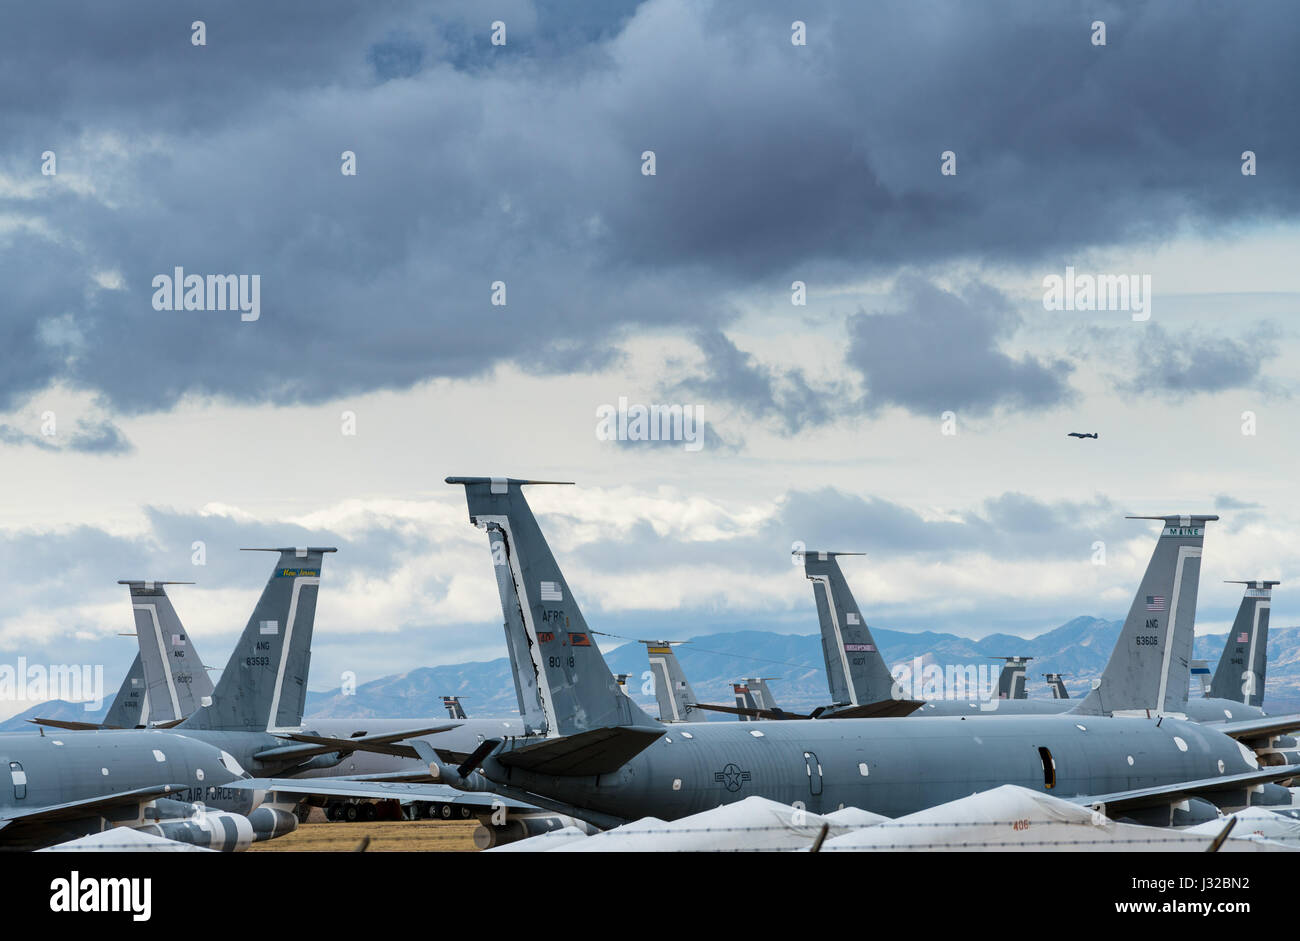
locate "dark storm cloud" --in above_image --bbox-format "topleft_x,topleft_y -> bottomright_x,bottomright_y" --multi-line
671,328 -> 846,433
845,277 -> 1073,417
1123,323 -> 1282,397
675,277 -> 1072,429
1074,321 -> 1283,398
2,0 -> 1298,416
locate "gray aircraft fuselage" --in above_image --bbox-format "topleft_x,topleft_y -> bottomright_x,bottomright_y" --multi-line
0,729 -> 249,849
915,697 -> 1268,723
483,713 -> 1261,822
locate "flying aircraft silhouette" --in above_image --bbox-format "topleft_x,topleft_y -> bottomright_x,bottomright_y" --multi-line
1067,432 -> 1098,439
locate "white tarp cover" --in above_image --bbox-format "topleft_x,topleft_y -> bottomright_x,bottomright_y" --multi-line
1184,806 -> 1300,847
489,826 -> 591,852
38,828 -> 214,852
819,785 -> 1293,852
518,796 -> 872,852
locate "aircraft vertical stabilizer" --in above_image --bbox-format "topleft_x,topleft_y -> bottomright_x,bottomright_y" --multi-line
1072,515 -> 1216,716
102,654 -> 148,728
180,547 -> 334,732
1210,580 -> 1278,708
802,551 -> 898,706
641,640 -> 709,723
118,581 -> 214,723
448,477 -> 659,738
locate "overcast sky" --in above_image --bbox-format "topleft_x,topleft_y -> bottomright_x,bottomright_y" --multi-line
2,0 -> 1298,716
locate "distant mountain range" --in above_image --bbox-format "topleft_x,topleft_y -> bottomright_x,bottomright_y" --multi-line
8,617 -> 1300,731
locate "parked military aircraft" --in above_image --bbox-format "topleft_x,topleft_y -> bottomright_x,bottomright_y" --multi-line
0,726 -> 281,851
640,640 -> 712,723
799,540 -> 1282,730
1043,674 -> 1070,699
731,678 -> 784,721
991,657 -> 1031,699
1208,580 -> 1277,708
34,583 -> 216,732
430,477 -> 1300,829
443,697 -> 468,720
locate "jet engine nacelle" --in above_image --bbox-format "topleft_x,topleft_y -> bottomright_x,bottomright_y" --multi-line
145,810 -> 256,852
471,812 -> 596,849
248,805 -> 299,842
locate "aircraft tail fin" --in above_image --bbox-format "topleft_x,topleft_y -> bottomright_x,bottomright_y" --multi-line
1043,673 -> 1070,700
991,657 -> 1032,699
1209,580 -> 1278,707
180,547 -> 335,732
1073,515 -> 1215,716
801,551 -> 898,706
743,676 -> 781,712
442,696 -> 468,720
118,581 -> 214,723
1190,659 -> 1212,695
641,640 -> 709,723
732,682 -> 756,720
102,653 -> 148,728
448,477 -> 659,738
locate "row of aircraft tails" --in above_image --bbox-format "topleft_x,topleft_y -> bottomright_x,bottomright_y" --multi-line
1,478 -> 1296,852
637,556 -> 1274,725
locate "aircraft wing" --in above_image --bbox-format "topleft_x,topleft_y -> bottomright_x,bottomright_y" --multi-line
494,726 -> 665,775
691,699 -> 924,720
1213,714 -> 1300,742
1071,763 -> 1300,815
27,717 -> 119,731
690,702 -> 813,720
252,724 -> 461,763
0,784 -> 178,832
230,777 -> 536,810
816,699 -> 926,719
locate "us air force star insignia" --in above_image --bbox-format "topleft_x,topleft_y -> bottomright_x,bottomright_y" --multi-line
714,763 -> 751,792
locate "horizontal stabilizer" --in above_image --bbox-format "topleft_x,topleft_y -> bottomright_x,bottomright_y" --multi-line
253,724 -> 459,763
27,718 -> 121,731
456,738 -> 503,779
690,701 -> 811,720
496,726 -> 665,776
816,699 -> 926,719
1213,714 -> 1300,743
1074,763 -> 1300,815
692,698 -> 924,720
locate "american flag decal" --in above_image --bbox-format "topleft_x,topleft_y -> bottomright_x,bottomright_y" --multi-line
846,612 -> 860,625
540,581 -> 563,601
1237,632 -> 1250,643
1145,596 -> 1165,611
172,634 -> 183,646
